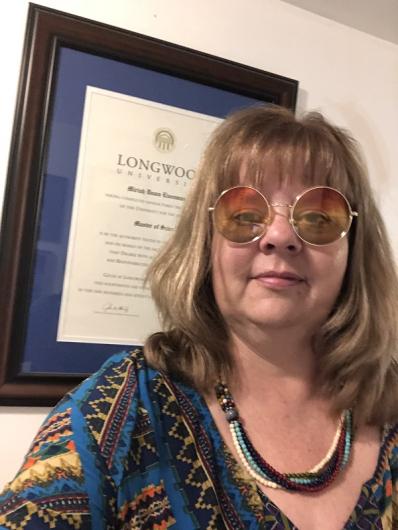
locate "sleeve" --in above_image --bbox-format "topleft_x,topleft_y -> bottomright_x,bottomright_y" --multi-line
0,395 -> 116,530
380,424 -> 398,529
0,350 -> 140,530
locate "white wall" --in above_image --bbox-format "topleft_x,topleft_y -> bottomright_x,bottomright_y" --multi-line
0,0 -> 397,489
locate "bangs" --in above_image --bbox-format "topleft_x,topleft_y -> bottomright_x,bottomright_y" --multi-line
212,112 -> 356,207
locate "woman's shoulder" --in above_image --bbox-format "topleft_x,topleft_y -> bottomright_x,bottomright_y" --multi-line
62,346 -> 160,421
380,422 -> 398,472
63,346 -> 158,460
375,423 -> 398,503
69,346 -> 147,393
374,423 -> 398,528
9,347 -> 156,486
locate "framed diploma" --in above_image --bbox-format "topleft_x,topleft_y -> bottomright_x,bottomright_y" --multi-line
0,3 -> 298,405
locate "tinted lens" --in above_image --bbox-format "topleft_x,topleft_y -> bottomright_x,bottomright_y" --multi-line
213,187 -> 269,243
293,187 -> 352,245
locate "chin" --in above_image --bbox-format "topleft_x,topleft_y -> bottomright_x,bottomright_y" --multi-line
247,313 -> 305,329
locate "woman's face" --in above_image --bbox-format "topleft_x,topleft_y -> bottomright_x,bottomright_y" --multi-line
211,179 -> 349,336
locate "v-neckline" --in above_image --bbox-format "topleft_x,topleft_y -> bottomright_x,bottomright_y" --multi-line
177,379 -> 395,529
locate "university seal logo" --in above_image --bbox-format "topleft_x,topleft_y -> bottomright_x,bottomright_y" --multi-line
154,128 -> 175,153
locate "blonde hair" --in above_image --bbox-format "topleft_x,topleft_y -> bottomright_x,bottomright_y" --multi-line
145,104 -> 398,426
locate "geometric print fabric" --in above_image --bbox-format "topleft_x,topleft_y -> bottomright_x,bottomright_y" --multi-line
0,348 -> 397,529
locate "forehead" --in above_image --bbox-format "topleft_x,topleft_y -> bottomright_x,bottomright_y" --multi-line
237,149 -> 328,192
241,179 -> 307,202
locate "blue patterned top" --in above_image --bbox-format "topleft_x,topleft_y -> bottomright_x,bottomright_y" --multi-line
0,348 -> 397,529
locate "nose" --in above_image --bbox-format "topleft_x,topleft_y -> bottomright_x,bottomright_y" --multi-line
258,207 -> 303,254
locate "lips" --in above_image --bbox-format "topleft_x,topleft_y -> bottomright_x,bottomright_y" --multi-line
252,270 -> 305,288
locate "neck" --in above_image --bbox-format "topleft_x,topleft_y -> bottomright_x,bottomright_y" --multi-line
227,323 -> 319,407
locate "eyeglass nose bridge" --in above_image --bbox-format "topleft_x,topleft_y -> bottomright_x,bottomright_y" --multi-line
267,202 -> 296,228
270,202 -> 294,209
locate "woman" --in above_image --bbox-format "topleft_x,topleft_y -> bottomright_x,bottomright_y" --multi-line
1,105 -> 397,529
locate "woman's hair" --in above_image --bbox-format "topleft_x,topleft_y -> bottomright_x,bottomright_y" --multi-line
144,104 -> 398,426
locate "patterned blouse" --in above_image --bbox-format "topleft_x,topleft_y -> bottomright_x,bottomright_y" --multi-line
0,348 -> 397,529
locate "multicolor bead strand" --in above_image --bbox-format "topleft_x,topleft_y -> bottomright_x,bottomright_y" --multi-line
215,381 -> 353,492
235,411 -> 350,491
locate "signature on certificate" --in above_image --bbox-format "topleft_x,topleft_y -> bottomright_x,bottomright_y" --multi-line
102,302 -> 129,314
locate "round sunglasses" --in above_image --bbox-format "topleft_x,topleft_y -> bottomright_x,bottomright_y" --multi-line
209,185 -> 358,246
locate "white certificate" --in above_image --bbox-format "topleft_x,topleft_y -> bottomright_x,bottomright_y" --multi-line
57,87 -> 221,345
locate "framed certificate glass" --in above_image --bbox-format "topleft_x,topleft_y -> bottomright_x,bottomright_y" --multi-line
0,4 -> 298,404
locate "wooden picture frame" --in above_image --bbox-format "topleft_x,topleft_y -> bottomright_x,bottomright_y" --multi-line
0,3 -> 298,405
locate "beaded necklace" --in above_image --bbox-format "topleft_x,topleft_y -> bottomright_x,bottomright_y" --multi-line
215,381 -> 353,492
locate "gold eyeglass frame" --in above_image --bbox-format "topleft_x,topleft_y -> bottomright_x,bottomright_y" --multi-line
208,185 -> 359,247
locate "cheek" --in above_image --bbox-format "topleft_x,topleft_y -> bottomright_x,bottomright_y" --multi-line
210,235 -> 254,301
331,241 -> 349,279
310,240 -> 348,295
